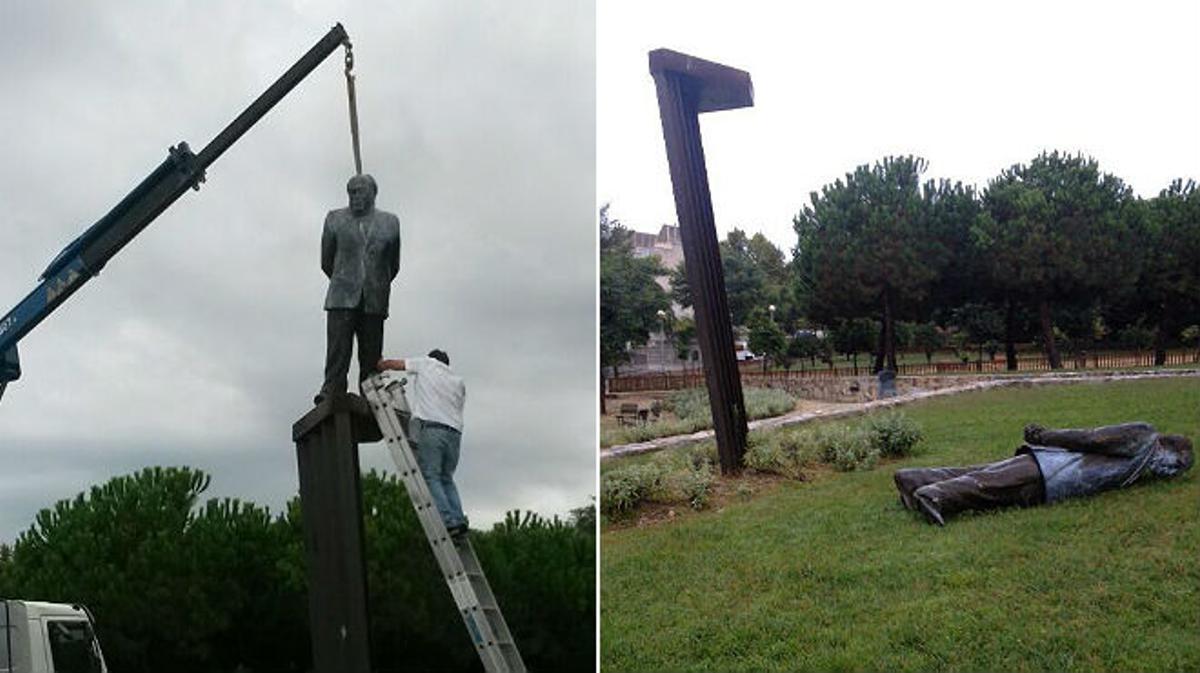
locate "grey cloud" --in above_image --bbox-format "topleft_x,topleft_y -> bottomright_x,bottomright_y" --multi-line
0,1 -> 596,542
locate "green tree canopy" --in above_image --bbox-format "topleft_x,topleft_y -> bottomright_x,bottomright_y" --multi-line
830,318 -> 877,371
747,307 -> 787,371
669,229 -> 792,329
0,467 -> 595,673
975,151 -> 1135,368
1,467 -> 301,672
719,229 -> 769,326
911,322 -> 946,364
1133,180 -> 1200,363
600,205 -> 670,379
794,156 -> 951,372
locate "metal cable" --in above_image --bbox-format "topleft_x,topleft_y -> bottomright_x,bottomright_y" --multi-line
344,41 -> 363,175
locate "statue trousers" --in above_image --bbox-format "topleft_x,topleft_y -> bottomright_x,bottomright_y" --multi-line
322,305 -> 384,396
894,454 -> 1044,519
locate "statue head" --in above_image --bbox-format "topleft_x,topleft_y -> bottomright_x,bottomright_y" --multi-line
1150,434 -> 1194,476
428,349 -> 450,366
347,174 -> 378,216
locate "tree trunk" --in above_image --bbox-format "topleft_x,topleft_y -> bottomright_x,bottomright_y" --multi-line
1005,297 -> 1018,371
1039,298 -> 1062,369
599,371 -> 607,415
875,288 -> 897,372
873,313 -> 886,374
1153,314 -> 1168,366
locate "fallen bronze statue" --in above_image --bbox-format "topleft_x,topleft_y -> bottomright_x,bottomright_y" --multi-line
894,422 -> 1194,526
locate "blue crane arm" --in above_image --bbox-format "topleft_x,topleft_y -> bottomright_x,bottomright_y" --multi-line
0,23 -> 350,399
0,145 -> 201,374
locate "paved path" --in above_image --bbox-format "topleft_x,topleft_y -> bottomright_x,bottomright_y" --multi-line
600,368 -> 1200,461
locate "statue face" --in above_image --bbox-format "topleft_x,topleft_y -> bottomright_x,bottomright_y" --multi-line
347,178 -> 375,215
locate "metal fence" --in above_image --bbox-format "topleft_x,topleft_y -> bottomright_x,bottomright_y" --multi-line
607,350 -> 1197,393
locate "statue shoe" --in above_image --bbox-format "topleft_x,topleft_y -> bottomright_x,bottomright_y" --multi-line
913,491 -> 946,527
893,471 -> 917,511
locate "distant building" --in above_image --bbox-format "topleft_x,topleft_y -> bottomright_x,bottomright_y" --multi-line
624,224 -> 698,372
631,224 -> 684,286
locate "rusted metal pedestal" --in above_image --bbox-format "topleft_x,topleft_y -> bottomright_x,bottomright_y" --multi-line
292,393 -> 382,673
650,49 -> 754,473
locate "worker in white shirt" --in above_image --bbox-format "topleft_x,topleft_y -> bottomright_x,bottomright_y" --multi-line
377,349 -> 469,537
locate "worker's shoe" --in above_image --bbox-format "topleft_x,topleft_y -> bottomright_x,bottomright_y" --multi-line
447,523 -> 469,539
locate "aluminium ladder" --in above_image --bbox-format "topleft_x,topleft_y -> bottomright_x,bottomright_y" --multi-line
361,373 -> 526,673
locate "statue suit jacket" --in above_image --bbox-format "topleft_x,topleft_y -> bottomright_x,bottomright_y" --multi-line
321,207 -> 401,316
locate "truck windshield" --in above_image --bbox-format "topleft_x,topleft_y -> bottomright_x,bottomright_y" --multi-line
46,620 -> 102,673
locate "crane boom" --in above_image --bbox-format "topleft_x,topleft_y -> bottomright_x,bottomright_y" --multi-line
0,23 -> 351,402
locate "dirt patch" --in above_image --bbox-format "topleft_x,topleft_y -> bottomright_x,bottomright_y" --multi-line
603,470 -> 794,531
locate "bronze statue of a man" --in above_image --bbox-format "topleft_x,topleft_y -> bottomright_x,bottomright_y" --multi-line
315,174 -> 401,403
894,422 -> 1193,525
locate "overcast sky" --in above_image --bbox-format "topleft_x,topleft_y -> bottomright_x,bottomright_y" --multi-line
0,1 -> 595,542
598,0 -> 1199,251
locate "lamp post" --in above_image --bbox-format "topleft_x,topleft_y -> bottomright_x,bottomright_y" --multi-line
763,305 -> 778,373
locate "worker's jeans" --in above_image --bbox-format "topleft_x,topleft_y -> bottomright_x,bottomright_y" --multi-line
414,419 -> 467,529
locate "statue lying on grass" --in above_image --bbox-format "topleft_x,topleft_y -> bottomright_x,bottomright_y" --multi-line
894,422 -> 1194,526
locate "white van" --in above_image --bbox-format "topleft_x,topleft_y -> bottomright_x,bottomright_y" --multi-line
0,601 -> 107,673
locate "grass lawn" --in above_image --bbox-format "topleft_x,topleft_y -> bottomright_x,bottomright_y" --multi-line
601,377 -> 1200,672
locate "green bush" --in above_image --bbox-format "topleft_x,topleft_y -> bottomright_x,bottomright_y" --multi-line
668,387 -> 795,422
1116,324 -> 1155,351
600,417 -> 709,448
863,412 -> 924,458
603,388 -> 797,448
744,441 -> 783,474
673,466 -> 715,511
745,428 -> 819,479
813,424 -> 878,471
600,463 -> 666,516
686,442 -> 719,470
745,387 -> 797,418
668,388 -> 712,420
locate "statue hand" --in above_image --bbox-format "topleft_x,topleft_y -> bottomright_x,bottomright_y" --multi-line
1024,423 -> 1046,444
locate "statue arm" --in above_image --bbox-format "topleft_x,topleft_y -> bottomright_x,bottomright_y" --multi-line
321,213 -> 336,278
1024,422 -> 1156,456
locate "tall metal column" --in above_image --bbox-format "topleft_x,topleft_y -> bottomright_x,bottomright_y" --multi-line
292,393 -> 381,673
650,49 -> 754,473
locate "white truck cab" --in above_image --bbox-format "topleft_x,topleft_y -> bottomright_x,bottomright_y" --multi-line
0,600 -> 107,673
